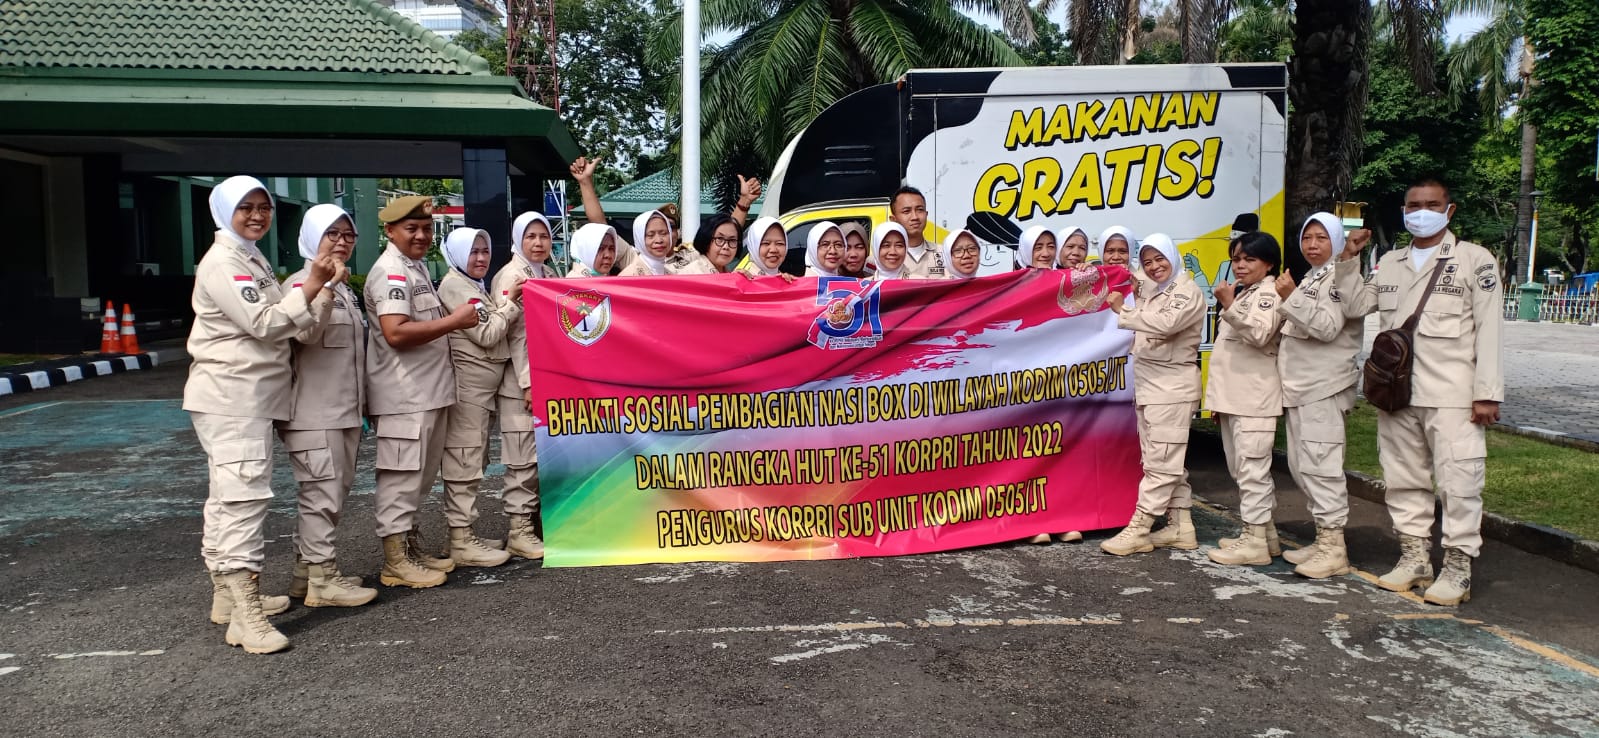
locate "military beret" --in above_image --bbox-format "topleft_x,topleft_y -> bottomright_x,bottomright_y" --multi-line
379,195 -> 435,224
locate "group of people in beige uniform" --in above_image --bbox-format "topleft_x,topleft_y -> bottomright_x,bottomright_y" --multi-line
186,171 -> 1498,654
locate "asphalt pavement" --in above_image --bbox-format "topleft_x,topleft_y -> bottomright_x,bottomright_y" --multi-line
2,361 -> 1597,737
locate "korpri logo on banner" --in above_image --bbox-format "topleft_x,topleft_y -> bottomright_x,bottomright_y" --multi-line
807,277 -> 882,350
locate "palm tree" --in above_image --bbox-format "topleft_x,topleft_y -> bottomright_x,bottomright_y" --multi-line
1446,0 -> 1535,280
648,0 -> 1032,204
1033,0 -> 1145,64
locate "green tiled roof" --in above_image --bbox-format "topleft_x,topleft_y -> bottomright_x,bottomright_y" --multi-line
594,170 -> 767,217
0,0 -> 489,75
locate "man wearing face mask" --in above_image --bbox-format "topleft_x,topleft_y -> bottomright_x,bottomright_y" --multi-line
1348,178 -> 1503,607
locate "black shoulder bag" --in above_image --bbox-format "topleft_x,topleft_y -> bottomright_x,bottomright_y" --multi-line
1362,258 -> 1449,413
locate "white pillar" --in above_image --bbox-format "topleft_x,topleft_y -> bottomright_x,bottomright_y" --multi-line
680,0 -> 701,243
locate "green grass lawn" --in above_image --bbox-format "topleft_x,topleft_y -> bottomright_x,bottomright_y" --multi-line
1198,402 -> 1599,541
0,354 -> 59,367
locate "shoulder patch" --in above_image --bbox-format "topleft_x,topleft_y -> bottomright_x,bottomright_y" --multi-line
1329,288 -> 1342,303
1479,273 -> 1498,292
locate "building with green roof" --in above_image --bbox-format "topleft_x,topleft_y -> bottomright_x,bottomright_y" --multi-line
583,170 -> 767,226
0,0 -> 575,352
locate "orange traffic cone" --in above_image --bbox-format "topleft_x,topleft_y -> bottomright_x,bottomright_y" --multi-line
119,303 -> 141,354
99,300 -> 120,354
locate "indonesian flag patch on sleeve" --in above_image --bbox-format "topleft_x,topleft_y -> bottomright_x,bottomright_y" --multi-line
385,273 -> 408,301
234,275 -> 261,304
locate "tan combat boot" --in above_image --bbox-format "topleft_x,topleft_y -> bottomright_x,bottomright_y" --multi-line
450,527 -> 512,567
506,514 -> 546,560
218,569 -> 290,654
1056,531 -> 1084,543
1423,548 -> 1472,606
1377,534 -> 1434,592
305,561 -> 379,607
380,533 -> 447,588
290,556 -> 365,599
1294,528 -> 1352,579
1207,523 -> 1272,566
1027,533 -> 1052,544
1222,520 -> 1281,558
1100,512 -> 1156,556
405,526 -> 455,573
210,570 -> 289,625
1148,507 -> 1197,550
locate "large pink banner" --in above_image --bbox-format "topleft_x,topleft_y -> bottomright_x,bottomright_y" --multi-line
524,268 -> 1141,567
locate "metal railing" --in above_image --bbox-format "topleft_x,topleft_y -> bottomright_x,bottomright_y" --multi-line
1503,286 -> 1599,325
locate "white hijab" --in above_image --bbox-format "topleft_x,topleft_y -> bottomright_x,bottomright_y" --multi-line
1016,225 -> 1054,269
512,211 -> 552,271
208,175 -> 274,248
571,222 -> 617,276
1055,226 -> 1089,268
632,210 -> 675,275
805,221 -> 843,276
745,217 -> 787,276
870,222 -> 909,280
1299,211 -> 1346,280
296,203 -> 353,261
443,227 -> 491,290
941,229 -> 981,280
1095,225 -> 1139,266
1139,233 -> 1183,290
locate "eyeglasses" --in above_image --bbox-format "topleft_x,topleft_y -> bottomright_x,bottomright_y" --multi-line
323,231 -> 358,243
951,246 -> 980,256
235,203 -> 275,216
711,236 -> 739,247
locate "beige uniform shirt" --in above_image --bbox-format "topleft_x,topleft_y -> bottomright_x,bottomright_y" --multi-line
1277,258 -> 1366,407
439,269 -> 521,409
364,242 -> 456,416
489,252 -> 549,395
183,231 -> 316,420
902,242 -> 947,279
282,271 -> 366,431
1204,282 -> 1284,417
669,245 -> 720,275
567,264 -> 602,279
1118,272 -> 1206,404
1360,232 -> 1504,407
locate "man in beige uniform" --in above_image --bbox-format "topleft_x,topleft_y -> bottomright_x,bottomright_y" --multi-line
890,186 -> 946,279
1351,179 -> 1503,606
280,204 -> 377,607
1275,214 -> 1370,578
1100,235 -> 1207,555
365,195 -> 480,588
489,212 -> 554,558
186,175 -> 338,654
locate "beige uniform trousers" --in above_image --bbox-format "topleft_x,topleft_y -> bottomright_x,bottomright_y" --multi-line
373,408 -> 448,538
1378,406 -> 1487,557
278,426 -> 361,564
1136,402 -> 1197,516
192,412 -> 275,573
497,394 -> 539,516
441,399 -> 493,528
1217,414 -> 1278,524
1285,388 -> 1356,528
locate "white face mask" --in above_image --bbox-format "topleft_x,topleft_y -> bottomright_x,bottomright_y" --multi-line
1403,208 -> 1451,239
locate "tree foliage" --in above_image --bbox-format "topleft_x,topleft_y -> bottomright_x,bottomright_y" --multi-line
1524,0 -> 1599,273
455,0 -> 671,193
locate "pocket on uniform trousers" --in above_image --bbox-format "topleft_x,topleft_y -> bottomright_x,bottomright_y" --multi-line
1295,413 -> 1346,476
501,431 -> 537,467
375,415 -> 424,471
210,437 -> 272,500
281,431 -> 336,483
498,399 -> 535,433
444,403 -> 490,449
1143,425 -> 1189,474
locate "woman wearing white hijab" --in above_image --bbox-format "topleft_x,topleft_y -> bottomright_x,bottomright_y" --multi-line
1056,227 -> 1091,269
1100,233 -> 1207,557
869,222 -> 910,280
739,217 -> 797,282
941,229 -> 982,280
488,211 -> 551,560
184,175 -> 343,654
1015,226 -> 1057,270
566,222 -> 620,278
278,204 -> 376,611
1270,212 -> 1368,579
1095,226 -> 1139,268
804,221 -> 847,277
438,227 -> 527,568
620,210 -> 676,276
